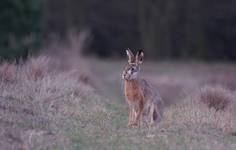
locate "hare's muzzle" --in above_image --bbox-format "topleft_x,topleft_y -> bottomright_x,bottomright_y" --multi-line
122,71 -> 129,80
122,72 -> 126,79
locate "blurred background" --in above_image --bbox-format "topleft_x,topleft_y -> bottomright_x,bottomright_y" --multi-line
1,0 -> 236,61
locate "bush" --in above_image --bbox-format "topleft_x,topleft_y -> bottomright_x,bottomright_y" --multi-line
199,85 -> 234,111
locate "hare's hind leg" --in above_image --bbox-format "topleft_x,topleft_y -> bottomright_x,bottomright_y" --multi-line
149,105 -> 155,126
146,105 -> 157,138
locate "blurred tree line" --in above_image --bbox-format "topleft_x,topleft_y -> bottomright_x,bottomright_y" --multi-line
1,0 -> 236,61
0,0 -> 45,60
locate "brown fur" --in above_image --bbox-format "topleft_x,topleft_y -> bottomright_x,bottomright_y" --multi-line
122,49 -> 163,127
124,79 -> 145,127
125,80 -> 143,102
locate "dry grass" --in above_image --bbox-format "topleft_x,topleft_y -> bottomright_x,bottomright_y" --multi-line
23,56 -> 52,80
198,85 -> 235,111
43,31 -> 95,87
0,61 -> 17,83
0,53 -> 236,149
89,60 -> 236,149
164,98 -> 236,133
0,56 -> 98,149
0,32 -> 102,149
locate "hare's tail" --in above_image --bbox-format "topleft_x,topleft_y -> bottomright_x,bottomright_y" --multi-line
152,102 -> 163,124
153,109 -> 163,123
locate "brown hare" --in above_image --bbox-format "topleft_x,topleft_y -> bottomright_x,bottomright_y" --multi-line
122,49 -> 163,127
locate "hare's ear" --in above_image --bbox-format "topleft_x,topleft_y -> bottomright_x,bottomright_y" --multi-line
126,48 -> 135,64
136,49 -> 144,64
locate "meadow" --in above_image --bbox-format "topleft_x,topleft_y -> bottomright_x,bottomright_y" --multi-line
0,50 -> 236,149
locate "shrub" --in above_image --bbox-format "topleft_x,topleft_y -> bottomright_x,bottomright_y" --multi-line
199,85 -> 234,111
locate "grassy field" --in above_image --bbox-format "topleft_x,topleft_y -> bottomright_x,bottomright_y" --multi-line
0,56 -> 236,150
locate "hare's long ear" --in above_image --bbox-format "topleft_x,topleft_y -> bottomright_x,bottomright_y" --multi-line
136,49 -> 144,64
126,48 -> 135,64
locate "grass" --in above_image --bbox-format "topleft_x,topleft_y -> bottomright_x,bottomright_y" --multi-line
0,56 -> 236,150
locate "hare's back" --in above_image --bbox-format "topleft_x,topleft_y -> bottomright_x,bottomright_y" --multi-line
141,79 -> 162,103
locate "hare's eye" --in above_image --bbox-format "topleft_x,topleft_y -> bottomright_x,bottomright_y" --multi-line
131,68 -> 134,71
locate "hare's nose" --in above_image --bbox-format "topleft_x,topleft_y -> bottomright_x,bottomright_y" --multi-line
122,74 -> 125,79
122,72 -> 126,79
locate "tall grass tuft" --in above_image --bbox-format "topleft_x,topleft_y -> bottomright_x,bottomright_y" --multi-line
0,62 -> 17,83
24,56 -> 52,81
199,85 -> 235,111
164,97 -> 236,133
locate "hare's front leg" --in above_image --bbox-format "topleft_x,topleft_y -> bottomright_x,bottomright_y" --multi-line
131,110 -> 142,126
127,108 -> 132,127
127,106 -> 135,127
133,104 -> 144,127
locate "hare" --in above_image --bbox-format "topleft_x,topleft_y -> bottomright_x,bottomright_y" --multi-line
122,49 -> 163,127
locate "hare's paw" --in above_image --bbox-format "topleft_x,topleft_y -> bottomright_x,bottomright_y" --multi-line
127,123 -> 137,128
127,123 -> 132,128
127,123 -> 138,128
127,122 -> 139,128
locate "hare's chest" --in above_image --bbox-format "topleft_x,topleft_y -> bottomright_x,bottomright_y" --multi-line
124,80 -> 143,102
